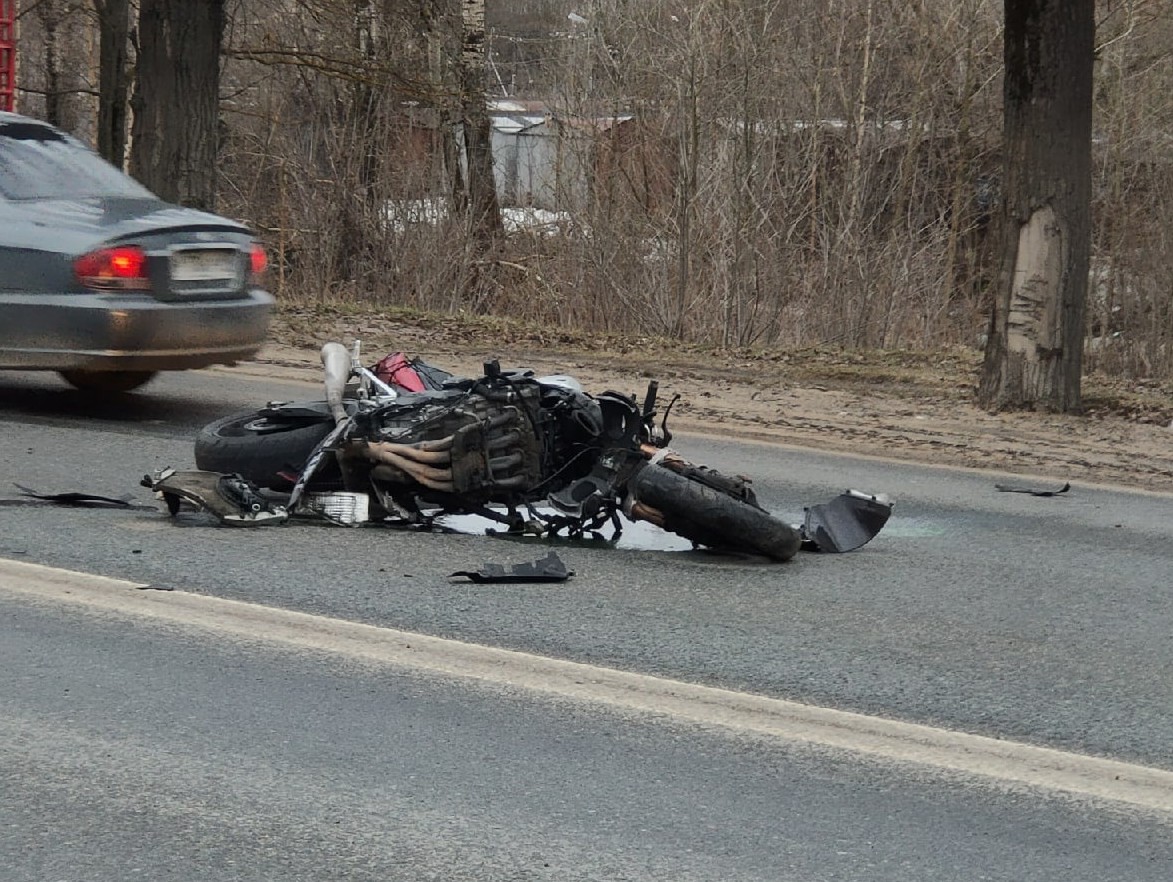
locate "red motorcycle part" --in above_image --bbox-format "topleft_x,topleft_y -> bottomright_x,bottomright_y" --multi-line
372,352 -> 427,392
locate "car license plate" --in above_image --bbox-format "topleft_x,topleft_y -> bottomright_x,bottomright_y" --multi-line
170,249 -> 239,282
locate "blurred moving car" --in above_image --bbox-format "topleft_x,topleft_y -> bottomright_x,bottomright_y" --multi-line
0,111 -> 273,393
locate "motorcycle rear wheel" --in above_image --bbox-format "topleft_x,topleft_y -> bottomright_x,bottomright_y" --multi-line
194,409 -> 337,490
630,462 -> 800,561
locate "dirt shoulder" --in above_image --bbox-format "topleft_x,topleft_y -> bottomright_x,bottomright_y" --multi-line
234,306 -> 1173,494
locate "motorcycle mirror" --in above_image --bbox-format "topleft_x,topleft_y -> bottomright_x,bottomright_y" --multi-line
642,380 -> 659,420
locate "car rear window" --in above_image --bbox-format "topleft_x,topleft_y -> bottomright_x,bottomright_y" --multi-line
0,122 -> 154,200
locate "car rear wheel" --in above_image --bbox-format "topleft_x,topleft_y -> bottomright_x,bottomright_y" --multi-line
59,370 -> 158,393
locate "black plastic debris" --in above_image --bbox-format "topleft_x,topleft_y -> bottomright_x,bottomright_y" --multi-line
141,469 -> 288,526
994,481 -> 1070,497
801,490 -> 893,553
451,550 -> 574,583
8,483 -> 145,509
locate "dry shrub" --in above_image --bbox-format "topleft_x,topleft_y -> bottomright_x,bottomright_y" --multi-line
22,0 -> 1159,378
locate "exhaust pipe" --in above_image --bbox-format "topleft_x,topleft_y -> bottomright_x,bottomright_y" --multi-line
320,342 -> 351,425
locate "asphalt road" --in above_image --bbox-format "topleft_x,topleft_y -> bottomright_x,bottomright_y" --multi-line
1,366 -> 1171,880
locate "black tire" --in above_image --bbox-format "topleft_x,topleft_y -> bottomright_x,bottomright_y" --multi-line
60,369 -> 157,393
194,409 -> 337,489
630,462 -> 800,561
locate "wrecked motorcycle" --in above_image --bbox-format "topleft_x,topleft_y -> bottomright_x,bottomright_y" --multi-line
173,343 -> 890,558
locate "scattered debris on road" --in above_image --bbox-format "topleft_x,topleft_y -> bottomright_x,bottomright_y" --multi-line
141,469 -> 288,525
994,481 -> 1071,497
451,551 -> 575,583
801,491 -> 893,553
4,483 -> 152,510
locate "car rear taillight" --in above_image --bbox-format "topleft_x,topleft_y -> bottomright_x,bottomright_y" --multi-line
248,243 -> 268,284
74,246 -> 151,291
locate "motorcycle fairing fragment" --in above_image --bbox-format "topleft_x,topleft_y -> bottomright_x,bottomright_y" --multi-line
801,490 -> 892,553
141,469 -> 288,526
10,484 -> 146,509
994,481 -> 1070,497
371,351 -> 426,392
451,551 -> 574,583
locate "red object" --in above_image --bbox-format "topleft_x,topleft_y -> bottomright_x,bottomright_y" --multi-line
0,0 -> 14,112
74,246 -> 151,290
248,242 -> 268,282
372,351 -> 426,392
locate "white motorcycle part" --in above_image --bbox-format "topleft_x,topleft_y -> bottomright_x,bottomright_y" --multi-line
320,342 -> 351,425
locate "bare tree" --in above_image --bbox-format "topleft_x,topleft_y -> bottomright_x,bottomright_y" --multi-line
458,0 -> 502,244
43,0 -> 1155,386
37,0 -> 65,125
94,0 -> 130,166
979,0 -> 1095,412
11,0 -> 90,131
130,0 -> 226,210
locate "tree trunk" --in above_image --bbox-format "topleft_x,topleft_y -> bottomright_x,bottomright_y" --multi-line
978,0 -> 1094,412
129,0 -> 226,211
95,0 -> 131,167
458,0 -> 502,243
332,0 -> 381,285
353,0 -> 379,204
419,3 -> 466,213
38,1 -> 63,126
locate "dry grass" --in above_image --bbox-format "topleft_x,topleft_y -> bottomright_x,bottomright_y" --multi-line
272,301 -> 1173,426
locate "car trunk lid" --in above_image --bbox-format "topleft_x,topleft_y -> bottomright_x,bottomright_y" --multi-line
10,198 -> 256,301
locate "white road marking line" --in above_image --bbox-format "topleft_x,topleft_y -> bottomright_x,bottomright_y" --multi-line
3,556 -> 1171,814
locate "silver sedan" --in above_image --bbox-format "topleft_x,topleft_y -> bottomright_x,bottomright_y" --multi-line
0,111 -> 273,392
